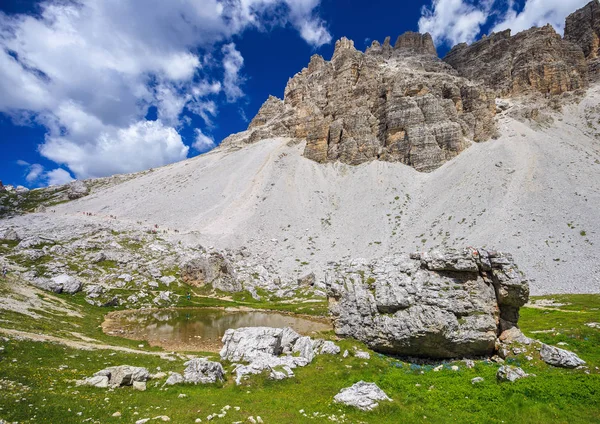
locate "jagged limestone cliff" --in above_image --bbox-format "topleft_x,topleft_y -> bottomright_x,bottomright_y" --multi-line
565,0 -> 600,77
444,25 -> 588,97
224,34 -> 497,172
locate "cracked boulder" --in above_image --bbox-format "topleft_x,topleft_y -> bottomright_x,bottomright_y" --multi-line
181,252 -> 242,293
540,344 -> 586,368
183,358 -> 225,384
220,327 -> 340,384
333,381 -> 392,411
79,365 -> 150,388
326,248 -> 529,358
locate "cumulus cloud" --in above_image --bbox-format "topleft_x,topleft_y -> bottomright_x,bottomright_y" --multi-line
419,0 -> 492,46
221,43 -> 246,102
0,0 -> 331,181
492,0 -> 591,35
40,120 -> 189,179
193,128 -> 217,153
16,160 -> 74,186
25,163 -> 45,183
420,0 -> 591,47
46,169 -> 75,186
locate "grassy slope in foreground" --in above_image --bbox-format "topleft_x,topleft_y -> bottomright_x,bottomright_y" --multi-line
0,293 -> 599,423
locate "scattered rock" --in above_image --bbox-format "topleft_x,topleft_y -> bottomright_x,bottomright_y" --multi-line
31,274 -> 82,294
78,375 -> 109,388
133,381 -> 146,391
355,350 -> 370,360
471,377 -> 484,384
164,372 -> 184,386
540,344 -> 586,368
319,341 -> 341,355
85,365 -> 150,388
333,381 -> 392,411
220,327 -> 338,384
496,365 -> 529,382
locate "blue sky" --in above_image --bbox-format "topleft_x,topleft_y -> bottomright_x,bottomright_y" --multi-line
0,0 -> 590,187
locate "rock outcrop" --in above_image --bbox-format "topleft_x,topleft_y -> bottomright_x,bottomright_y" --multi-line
540,344 -> 586,368
182,358 -> 225,384
325,248 -> 529,358
31,274 -> 82,294
496,365 -> 529,382
394,32 -> 437,55
79,365 -> 150,388
220,327 -> 340,384
333,381 -> 392,411
444,25 -> 588,97
67,180 -> 89,200
181,252 -> 242,293
565,0 -> 600,76
223,33 -> 497,172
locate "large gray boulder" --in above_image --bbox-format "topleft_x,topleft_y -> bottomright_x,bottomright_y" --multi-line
333,381 -> 392,411
67,180 -> 89,200
181,252 -> 242,293
220,327 -> 301,362
52,274 -> 82,294
93,365 -> 150,387
31,274 -> 82,294
220,327 -> 339,384
326,248 -> 529,358
540,344 -> 586,368
183,358 -> 225,384
1,229 -> 21,242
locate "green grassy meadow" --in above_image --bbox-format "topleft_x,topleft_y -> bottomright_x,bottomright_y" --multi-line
0,291 -> 599,423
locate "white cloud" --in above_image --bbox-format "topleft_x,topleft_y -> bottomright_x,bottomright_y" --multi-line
420,0 -> 591,47
0,0 -> 330,182
25,163 -> 44,183
193,128 -> 217,153
222,43 -> 245,102
16,160 -> 74,186
492,0 -> 591,35
46,168 -> 74,186
419,0 -> 492,46
40,120 -> 189,179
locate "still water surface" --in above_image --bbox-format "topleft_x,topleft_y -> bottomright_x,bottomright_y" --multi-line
103,308 -> 331,352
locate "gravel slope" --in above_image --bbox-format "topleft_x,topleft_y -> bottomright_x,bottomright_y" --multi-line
45,87 -> 600,295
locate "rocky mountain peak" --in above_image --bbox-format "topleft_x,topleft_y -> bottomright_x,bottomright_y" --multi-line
222,1 -> 600,172
394,31 -> 437,56
444,25 -> 588,97
223,31 -> 497,172
565,0 -> 600,75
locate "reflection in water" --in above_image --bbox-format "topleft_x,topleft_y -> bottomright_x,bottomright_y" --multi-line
105,308 -> 331,352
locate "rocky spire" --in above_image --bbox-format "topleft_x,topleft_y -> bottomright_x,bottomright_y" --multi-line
565,0 -> 600,76
394,32 -> 437,56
